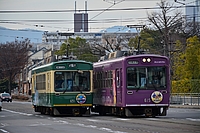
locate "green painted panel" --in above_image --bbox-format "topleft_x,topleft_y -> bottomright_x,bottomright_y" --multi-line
32,92 -> 93,107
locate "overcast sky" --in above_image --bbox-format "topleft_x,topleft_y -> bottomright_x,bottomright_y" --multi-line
0,0 -> 195,32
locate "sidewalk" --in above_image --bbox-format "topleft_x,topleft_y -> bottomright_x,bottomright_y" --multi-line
170,104 -> 200,109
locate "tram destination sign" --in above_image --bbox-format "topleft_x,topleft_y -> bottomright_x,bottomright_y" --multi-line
55,66 -> 66,69
128,60 -> 139,64
69,63 -> 76,67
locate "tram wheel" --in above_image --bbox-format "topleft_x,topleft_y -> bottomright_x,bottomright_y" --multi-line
49,108 -> 54,116
99,108 -> 106,116
120,110 -> 126,118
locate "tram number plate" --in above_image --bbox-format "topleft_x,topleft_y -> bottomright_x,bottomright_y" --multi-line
70,99 -> 75,103
144,98 -> 151,103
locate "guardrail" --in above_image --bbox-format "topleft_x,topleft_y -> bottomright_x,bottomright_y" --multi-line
170,93 -> 200,106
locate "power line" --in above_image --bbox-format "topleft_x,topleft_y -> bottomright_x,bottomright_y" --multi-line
0,1 -> 198,32
0,6 -> 189,14
90,0 -> 125,20
2,13 -> 199,24
1,13 -> 199,32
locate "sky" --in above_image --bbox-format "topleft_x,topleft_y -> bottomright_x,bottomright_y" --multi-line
0,0 -> 196,33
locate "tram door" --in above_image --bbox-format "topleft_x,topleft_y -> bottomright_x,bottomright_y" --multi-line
116,69 -> 122,106
47,72 -> 51,105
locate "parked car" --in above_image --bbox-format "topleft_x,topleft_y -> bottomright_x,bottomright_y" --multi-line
0,99 -> 2,111
0,92 -> 12,102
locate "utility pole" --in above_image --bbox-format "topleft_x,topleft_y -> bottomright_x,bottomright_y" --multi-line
193,5 -> 196,35
66,40 -> 70,58
126,25 -> 145,55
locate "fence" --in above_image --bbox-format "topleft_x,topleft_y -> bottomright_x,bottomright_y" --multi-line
170,93 -> 200,106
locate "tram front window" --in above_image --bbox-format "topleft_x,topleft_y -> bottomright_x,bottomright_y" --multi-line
127,67 -> 146,89
147,67 -> 166,89
54,71 -> 90,92
127,67 -> 167,90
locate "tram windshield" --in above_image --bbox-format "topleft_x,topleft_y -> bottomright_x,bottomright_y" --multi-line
54,71 -> 90,92
127,67 -> 167,90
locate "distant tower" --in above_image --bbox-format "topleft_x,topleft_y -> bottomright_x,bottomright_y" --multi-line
74,1 -> 88,32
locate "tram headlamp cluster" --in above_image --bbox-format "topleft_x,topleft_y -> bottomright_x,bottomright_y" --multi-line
147,58 -> 151,62
142,58 -> 151,63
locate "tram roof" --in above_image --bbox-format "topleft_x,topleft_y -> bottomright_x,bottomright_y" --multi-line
94,54 -> 168,66
32,60 -> 93,72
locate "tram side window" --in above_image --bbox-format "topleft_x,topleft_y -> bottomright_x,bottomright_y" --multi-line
105,71 -> 108,87
108,71 -> 113,88
127,68 -> 139,88
55,72 -> 65,91
36,74 -> 46,90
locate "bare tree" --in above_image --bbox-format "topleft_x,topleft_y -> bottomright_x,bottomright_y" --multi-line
0,39 -> 31,94
89,35 -> 116,57
147,0 -> 183,57
183,20 -> 200,38
89,33 -> 131,58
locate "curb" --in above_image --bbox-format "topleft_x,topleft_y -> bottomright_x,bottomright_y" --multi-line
170,104 -> 200,109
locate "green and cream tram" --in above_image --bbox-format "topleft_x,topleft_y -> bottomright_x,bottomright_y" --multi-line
31,60 -> 93,116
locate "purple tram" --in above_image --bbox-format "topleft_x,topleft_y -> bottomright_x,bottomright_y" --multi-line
92,53 -> 170,117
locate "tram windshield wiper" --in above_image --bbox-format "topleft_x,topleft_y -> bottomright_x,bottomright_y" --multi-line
63,87 -> 67,94
63,85 -> 72,94
136,78 -> 146,92
136,86 -> 141,92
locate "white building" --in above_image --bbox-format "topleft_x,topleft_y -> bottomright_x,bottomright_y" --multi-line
185,1 -> 200,23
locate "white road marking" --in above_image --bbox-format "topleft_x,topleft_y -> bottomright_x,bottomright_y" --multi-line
3,109 -> 32,116
186,118 -> 200,121
53,119 -> 127,133
112,118 -> 130,121
29,122 -> 51,126
54,120 -> 69,124
0,129 -> 9,133
86,119 -> 112,123
99,127 -> 113,132
87,119 -> 99,122
146,118 -> 159,121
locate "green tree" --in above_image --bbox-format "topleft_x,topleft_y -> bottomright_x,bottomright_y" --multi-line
55,37 -> 98,62
185,36 -> 200,79
172,36 -> 200,93
0,79 -> 18,93
54,42 -> 68,56
0,79 -> 8,93
128,28 -> 163,54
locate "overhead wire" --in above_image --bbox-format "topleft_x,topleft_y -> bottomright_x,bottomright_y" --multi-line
0,6 -> 188,13
0,0 -> 198,33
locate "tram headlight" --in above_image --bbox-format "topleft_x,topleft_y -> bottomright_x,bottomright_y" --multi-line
147,58 -> 151,62
142,58 -> 151,63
